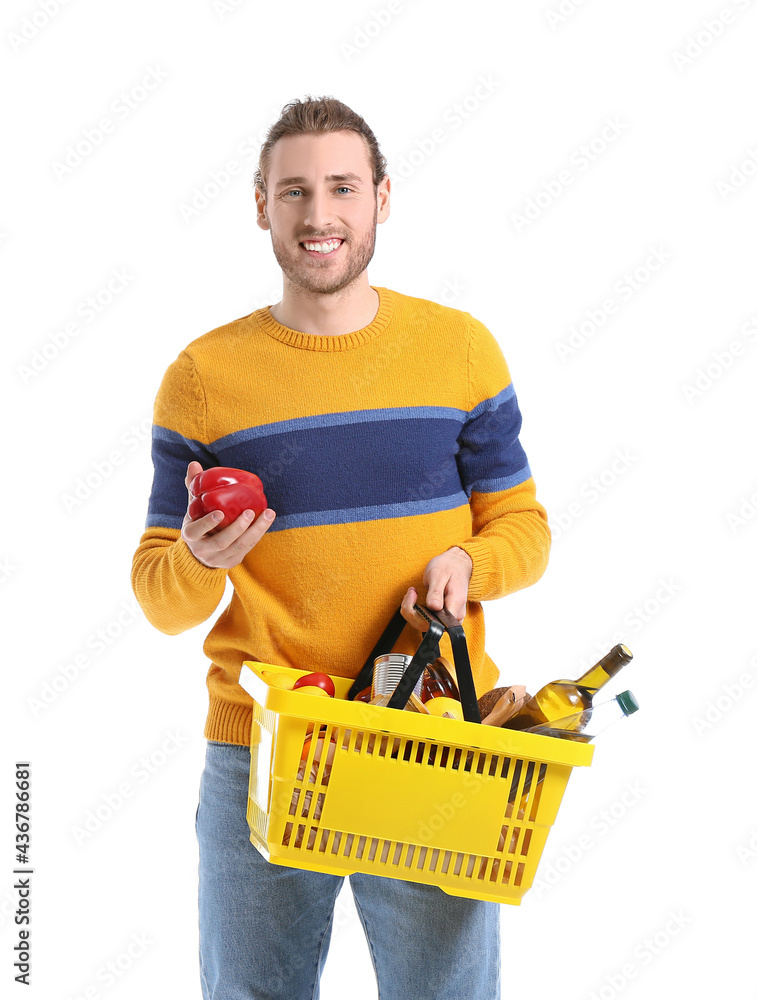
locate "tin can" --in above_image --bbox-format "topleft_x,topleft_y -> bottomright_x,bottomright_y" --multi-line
371,653 -> 424,702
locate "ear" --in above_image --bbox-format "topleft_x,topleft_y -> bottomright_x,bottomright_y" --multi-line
376,174 -> 390,224
255,187 -> 270,231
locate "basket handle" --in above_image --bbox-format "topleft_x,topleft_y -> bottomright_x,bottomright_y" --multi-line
346,603 -> 482,724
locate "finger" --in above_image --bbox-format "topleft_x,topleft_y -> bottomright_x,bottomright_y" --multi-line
181,509 -> 224,543
207,507 -> 276,553
185,461 -> 204,491
400,587 -> 428,631
400,586 -> 416,621
443,585 -> 467,623
423,571 -> 447,612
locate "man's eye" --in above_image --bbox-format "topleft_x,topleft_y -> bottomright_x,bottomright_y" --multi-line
336,187 -> 354,194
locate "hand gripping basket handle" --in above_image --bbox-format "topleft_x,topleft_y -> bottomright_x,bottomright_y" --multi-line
346,603 -> 482,724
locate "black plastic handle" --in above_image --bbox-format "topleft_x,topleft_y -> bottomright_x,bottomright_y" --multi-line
412,605 -> 481,724
346,603 -> 481,724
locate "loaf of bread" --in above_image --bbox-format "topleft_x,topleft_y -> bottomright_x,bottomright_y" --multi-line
477,685 -> 530,726
478,687 -> 508,719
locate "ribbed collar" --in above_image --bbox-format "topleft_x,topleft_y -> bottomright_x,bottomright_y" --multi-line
255,285 -> 394,352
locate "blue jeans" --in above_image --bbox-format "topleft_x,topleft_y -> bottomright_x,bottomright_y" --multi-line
196,740 -> 501,1000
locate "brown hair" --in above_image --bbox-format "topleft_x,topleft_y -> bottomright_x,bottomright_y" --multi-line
253,95 -> 387,194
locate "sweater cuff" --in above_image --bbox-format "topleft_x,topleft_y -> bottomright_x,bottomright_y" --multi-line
171,537 -> 230,586
453,539 -> 494,603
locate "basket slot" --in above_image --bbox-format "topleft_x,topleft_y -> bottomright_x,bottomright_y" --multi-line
487,853 -> 513,886
476,856 -> 494,882
506,759 -> 544,819
342,728 -> 360,753
493,858 -> 513,884
392,841 -> 410,867
288,785 -> 305,818
527,763 -> 548,821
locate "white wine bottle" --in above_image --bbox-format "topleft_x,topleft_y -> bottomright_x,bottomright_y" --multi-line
502,644 -> 633,731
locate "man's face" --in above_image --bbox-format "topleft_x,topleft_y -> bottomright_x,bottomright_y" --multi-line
256,131 -> 390,296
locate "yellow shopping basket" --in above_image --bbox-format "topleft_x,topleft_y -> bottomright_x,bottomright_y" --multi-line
239,603 -> 594,906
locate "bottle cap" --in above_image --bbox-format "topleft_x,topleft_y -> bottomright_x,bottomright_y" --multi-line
617,690 -> 639,716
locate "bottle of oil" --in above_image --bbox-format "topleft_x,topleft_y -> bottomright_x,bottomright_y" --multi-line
501,644 -> 633,731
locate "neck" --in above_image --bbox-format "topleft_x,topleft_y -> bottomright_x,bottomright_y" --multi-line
269,275 -> 379,336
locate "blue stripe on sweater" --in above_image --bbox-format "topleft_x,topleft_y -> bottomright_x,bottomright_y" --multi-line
212,405 -> 468,450
145,392 -> 531,531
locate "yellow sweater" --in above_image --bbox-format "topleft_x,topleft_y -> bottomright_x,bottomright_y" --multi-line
131,286 -> 550,746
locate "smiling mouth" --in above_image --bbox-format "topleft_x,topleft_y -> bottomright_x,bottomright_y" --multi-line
300,238 -> 344,256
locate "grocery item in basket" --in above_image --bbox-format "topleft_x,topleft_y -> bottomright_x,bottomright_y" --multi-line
502,644 -> 633,731
261,670 -> 295,690
368,694 -> 394,707
425,696 -> 464,719
188,466 -> 267,533
421,656 -> 460,702
293,672 -> 335,697
480,685 -> 529,727
405,692 -> 430,714
477,686 -> 508,719
371,653 -> 423,702
524,689 -> 639,742
296,686 -> 331,698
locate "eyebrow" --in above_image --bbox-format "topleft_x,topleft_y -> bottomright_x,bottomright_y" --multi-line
274,172 -> 364,189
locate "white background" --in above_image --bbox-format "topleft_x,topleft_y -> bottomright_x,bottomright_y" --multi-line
3,1 -> 756,997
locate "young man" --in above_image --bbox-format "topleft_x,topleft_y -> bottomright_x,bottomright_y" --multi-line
132,96 -> 550,1000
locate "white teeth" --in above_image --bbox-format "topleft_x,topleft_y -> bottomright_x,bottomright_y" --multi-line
303,240 -> 342,253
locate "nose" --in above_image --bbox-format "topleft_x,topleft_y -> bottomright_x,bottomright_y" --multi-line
303,188 -> 335,231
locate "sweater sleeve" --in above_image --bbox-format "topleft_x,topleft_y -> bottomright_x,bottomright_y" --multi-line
131,351 -> 229,635
452,314 -> 551,602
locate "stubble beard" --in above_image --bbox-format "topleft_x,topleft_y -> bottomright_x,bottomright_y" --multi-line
269,199 -> 379,297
